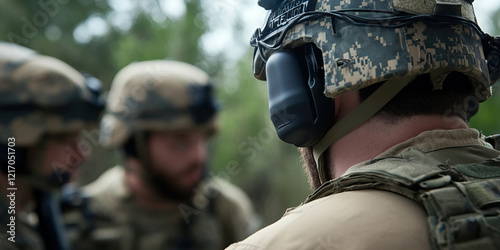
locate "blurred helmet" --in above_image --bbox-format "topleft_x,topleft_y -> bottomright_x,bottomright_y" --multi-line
100,60 -> 218,147
252,0 -> 493,101
0,41 -> 105,147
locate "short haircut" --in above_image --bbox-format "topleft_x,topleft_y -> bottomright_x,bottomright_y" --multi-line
359,72 -> 476,122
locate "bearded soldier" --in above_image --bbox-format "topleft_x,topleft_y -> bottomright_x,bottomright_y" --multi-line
69,60 -> 259,250
228,0 -> 500,249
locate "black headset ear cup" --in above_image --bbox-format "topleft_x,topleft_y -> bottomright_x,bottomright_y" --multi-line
266,45 -> 335,147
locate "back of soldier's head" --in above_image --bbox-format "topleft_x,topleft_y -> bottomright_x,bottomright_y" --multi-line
251,0 -> 500,184
251,0 -> 499,147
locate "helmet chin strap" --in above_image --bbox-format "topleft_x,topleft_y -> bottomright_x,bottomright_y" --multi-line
313,76 -> 416,184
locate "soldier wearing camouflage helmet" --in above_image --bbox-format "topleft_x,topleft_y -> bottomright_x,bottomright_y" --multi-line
0,41 -> 104,250
72,60 -> 259,250
228,0 -> 500,249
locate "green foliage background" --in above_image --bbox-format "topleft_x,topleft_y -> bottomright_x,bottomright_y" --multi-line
0,0 -> 498,227
469,6 -> 500,136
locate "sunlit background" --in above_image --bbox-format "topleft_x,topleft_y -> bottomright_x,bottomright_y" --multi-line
1,0 -> 499,227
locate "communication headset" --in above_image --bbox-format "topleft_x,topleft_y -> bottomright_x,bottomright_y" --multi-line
266,43 -> 335,147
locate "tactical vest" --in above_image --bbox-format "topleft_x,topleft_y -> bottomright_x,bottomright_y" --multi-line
63,176 -> 242,250
306,136 -> 500,250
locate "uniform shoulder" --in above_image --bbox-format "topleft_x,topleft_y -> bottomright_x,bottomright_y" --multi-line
81,166 -> 129,215
228,190 -> 431,250
83,165 -> 127,196
203,177 -> 252,208
200,177 -> 260,239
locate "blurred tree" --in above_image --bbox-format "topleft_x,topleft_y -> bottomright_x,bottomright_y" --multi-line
469,7 -> 500,136
0,0 -> 113,84
0,0 -> 210,88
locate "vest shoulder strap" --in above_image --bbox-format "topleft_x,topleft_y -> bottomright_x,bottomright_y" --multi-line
306,149 -> 500,250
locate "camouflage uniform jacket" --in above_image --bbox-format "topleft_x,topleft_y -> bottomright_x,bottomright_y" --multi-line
227,128 -> 500,250
67,166 -> 258,250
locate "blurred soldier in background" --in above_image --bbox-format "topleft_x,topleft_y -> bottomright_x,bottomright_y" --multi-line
228,0 -> 500,249
69,60 -> 259,250
0,41 -> 104,250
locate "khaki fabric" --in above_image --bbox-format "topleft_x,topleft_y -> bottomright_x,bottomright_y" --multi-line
228,190 -> 430,250
228,128 -> 500,249
366,129 -> 495,162
67,166 -> 258,250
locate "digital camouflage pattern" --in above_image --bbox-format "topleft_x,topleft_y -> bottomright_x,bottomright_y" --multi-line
0,41 -> 103,146
252,0 -> 491,102
99,60 -> 218,147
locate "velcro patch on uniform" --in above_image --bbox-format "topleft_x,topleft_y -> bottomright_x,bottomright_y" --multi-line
465,180 -> 500,209
455,162 -> 500,179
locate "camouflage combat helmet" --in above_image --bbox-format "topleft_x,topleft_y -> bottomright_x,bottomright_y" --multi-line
99,60 -> 218,147
252,0 -> 495,100
0,41 -> 104,146
251,0 -> 500,183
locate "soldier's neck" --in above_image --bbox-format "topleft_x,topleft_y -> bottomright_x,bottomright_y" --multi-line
328,114 -> 468,179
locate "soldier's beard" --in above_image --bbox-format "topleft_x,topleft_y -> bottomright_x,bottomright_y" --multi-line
299,146 -> 332,190
144,164 -> 204,203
